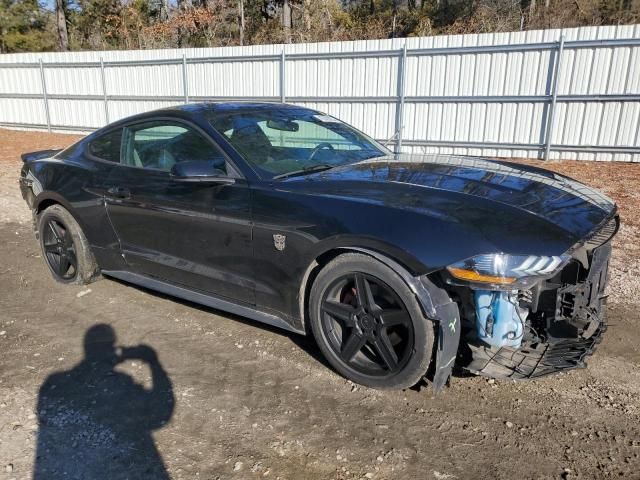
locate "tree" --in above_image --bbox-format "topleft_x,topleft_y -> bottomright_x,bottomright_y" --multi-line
2,0 -> 640,53
238,0 -> 245,45
55,0 -> 69,50
0,0 -> 54,53
282,0 -> 292,42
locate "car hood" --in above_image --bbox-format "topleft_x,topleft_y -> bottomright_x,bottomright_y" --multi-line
285,153 -> 616,242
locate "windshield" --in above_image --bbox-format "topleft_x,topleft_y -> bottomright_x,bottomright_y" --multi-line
207,106 -> 389,179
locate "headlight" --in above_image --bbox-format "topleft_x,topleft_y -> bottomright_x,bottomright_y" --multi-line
446,253 -> 570,288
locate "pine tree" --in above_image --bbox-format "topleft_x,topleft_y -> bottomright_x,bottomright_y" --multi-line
0,0 -> 54,53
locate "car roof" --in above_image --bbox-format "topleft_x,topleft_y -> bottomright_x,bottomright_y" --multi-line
162,102 -> 315,115
94,102 -> 319,134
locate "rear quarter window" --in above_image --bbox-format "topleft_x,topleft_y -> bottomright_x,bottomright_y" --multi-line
55,141 -> 84,161
88,129 -> 122,163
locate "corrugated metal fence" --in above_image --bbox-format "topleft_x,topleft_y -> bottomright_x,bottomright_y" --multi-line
1,24 -> 639,161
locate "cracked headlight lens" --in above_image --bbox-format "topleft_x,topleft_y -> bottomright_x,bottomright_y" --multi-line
446,253 -> 571,288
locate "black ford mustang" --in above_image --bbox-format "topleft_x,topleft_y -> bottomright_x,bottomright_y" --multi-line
19,103 -> 618,391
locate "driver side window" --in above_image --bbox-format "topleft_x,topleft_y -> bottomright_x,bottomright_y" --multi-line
122,121 -> 227,174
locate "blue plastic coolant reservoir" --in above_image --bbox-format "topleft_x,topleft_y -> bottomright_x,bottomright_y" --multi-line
474,290 -> 525,348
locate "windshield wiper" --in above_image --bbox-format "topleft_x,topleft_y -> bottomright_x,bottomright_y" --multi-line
361,152 -> 388,161
272,164 -> 336,180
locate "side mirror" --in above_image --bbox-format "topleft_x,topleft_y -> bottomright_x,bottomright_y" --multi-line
170,160 -> 235,184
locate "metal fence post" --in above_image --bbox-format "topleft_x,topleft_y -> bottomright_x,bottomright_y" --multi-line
100,57 -> 109,125
280,49 -> 286,103
394,43 -> 408,153
38,59 -> 51,132
543,35 -> 565,161
182,53 -> 189,104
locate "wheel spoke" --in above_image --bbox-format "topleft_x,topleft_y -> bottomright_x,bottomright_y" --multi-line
379,309 -> 410,327
62,230 -> 74,248
341,332 -> 367,362
58,255 -> 70,275
322,300 -> 356,326
48,252 -> 61,272
48,221 -> 62,242
354,273 -> 376,311
372,332 -> 399,370
66,249 -> 78,271
43,243 -> 59,253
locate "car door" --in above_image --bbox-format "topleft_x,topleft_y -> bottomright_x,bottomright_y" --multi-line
103,118 -> 255,305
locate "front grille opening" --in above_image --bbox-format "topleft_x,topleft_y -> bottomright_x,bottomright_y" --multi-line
460,242 -> 612,380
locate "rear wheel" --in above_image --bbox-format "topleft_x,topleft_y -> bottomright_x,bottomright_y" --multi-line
38,204 -> 99,285
309,253 -> 435,390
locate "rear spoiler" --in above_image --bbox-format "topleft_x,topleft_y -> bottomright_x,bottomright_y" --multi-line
21,149 -> 62,163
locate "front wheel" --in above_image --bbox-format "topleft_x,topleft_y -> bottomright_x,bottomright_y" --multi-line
309,253 -> 435,390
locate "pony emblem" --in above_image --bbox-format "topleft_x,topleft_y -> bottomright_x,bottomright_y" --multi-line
273,234 -> 286,251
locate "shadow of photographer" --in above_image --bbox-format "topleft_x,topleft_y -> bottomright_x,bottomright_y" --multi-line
33,324 -> 175,479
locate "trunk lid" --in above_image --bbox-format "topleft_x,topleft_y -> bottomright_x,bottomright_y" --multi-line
21,149 -> 62,163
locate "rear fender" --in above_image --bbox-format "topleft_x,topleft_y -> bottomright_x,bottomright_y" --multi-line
32,191 -> 88,234
21,149 -> 62,163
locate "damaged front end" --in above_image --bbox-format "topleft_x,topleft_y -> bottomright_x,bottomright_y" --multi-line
445,215 -> 618,380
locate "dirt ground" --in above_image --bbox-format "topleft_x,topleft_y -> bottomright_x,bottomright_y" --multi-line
1,128 -> 639,480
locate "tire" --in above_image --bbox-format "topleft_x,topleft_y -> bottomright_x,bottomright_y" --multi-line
38,204 -> 100,285
309,253 -> 435,390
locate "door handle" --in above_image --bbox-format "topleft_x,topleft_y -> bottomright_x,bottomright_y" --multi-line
107,186 -> 131,199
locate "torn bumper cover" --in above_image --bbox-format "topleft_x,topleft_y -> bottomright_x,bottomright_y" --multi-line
465,240 -> 612,380
432,301 -> 461,389
415,276 -> 461,392
464,322 -> 606,380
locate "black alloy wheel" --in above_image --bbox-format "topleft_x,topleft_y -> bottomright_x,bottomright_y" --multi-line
310,253 -> 435,390
37,204 -> 100,285
42,218 -> 78,280
320,272 -> 414,376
